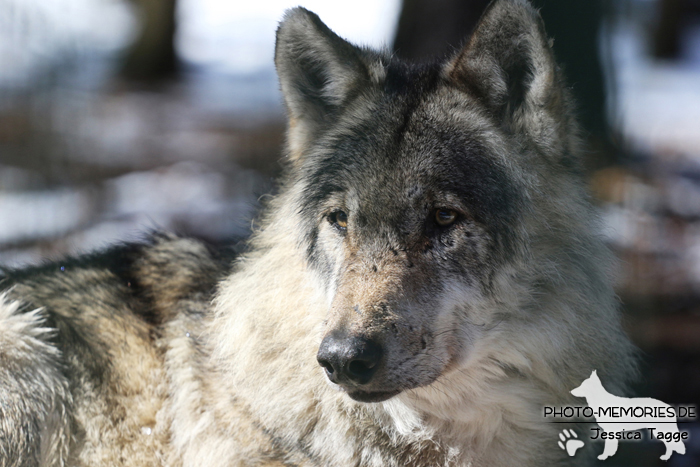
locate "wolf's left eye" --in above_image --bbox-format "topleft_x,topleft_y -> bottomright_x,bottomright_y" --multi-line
329,210 -> 348,230
435,209 -> 458,227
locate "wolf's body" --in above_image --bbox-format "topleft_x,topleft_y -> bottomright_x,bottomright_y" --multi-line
1,1 -> 635,466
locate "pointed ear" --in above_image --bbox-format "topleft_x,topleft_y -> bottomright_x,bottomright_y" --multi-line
444,0 -> 564,136
275,8 -> 375,161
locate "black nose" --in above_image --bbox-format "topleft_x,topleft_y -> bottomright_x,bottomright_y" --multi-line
317,335 -> 383,386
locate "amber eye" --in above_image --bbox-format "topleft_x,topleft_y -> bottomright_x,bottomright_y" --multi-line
329,210 -> 348,229
435,208 -> 458,227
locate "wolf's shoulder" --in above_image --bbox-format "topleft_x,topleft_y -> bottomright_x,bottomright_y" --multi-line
0,233 -> 237,327
0,233 -> 238,464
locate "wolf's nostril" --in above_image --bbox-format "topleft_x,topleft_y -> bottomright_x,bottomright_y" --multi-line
341,339 -> 382,384
320,361 -> 334,374
317,356 -> 341,384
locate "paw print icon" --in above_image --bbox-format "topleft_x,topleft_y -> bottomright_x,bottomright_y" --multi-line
558,429 -> 584,457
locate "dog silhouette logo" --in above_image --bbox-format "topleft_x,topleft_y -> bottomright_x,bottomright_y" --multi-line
571,371 -> 686,461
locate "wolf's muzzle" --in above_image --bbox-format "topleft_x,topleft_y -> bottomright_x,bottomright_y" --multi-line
317,335 -> 383,386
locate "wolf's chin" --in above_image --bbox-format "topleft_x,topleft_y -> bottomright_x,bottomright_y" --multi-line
346,389 -> 402,403
322,373 -> 403,402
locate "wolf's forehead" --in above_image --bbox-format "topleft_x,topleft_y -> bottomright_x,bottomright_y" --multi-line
334,89 -> 490,164
299,73 -> 519,221
335,95 -> 503,187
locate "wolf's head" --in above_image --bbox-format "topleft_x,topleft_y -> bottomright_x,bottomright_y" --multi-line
274,0 -> 595,403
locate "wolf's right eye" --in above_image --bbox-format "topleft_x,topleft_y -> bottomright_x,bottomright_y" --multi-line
434,209 -> 458,227
328,210 -> 348,230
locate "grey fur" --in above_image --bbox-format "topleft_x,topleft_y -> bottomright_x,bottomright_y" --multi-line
0,1 -> 636,466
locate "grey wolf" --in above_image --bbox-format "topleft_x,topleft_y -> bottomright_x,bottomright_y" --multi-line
0,1 -> 636,465
571,370 -> 684,461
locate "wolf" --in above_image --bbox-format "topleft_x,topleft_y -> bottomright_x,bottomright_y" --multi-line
0,0 -> 636,466
571,371 -> 685,461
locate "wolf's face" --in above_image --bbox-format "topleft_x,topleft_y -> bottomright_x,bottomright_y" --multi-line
275,1 -> 569,402
295,87 -> 521,402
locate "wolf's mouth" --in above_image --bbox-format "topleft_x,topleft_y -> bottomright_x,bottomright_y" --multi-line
346,389 -> 401,403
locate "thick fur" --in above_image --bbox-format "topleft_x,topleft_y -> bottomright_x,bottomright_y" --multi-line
0,1 -> 636,466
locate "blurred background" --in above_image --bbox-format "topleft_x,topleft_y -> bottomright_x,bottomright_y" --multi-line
0,0 -> 698,464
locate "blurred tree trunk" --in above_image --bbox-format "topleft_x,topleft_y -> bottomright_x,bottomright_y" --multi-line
531,0 -> 607,147
392,0 -> 490,62
392,0 -> 613,169
120,0 -> 178,82
653,0 -> 682,59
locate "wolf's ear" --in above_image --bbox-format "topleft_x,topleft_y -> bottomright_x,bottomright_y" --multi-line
445,0 -> 563,135
275,8 -> 371,160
